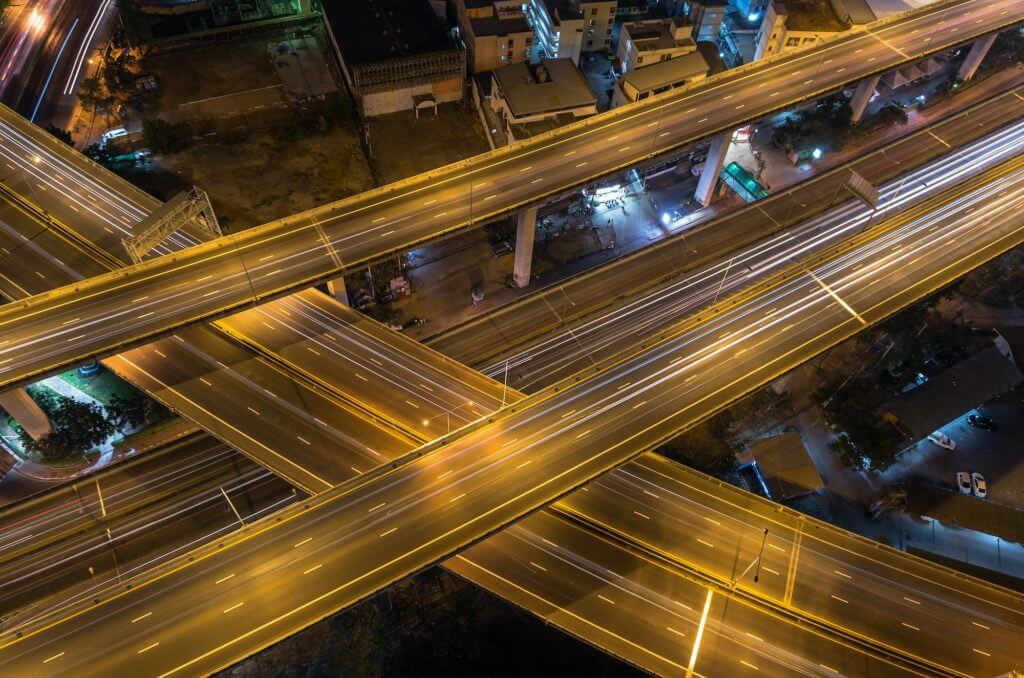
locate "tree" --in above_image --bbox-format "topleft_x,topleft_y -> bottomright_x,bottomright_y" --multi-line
658,411 -> 738,476
23,394 -> 114,462
44,125 -> 74,146
107,393 -> 169,429
141,117 -> 191,155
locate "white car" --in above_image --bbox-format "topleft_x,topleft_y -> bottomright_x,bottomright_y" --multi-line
971,472 -> 987,499
956,471 -> 972,494
928,432 -> 956,450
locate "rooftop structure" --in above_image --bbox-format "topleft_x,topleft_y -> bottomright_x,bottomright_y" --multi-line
617,16 -> 697,72
613,46 -> 710,105
746,431 -> 823,501
456,0 -> 534,71
323,0 -> 465,116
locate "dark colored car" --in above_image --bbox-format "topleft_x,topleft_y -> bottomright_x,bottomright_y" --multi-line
967,414 -> 997,431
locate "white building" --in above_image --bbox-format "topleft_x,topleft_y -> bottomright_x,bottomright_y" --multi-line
617,16 -> 697,73
612,48 -> 709,106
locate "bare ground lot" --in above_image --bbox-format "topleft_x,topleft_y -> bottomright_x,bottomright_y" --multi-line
366,101 -> 490,184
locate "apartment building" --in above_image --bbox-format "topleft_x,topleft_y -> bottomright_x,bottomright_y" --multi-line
754,0 -> 848,60
455,0 -> 534,72
616,16 -> 696,72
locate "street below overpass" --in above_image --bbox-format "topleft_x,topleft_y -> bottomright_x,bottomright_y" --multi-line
0,0 -> 1020,389
3,144 -> 1023,676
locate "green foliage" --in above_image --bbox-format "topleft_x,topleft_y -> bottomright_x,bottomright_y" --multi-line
78,77 -> 115,115
772,97 -> 907,158
43,125 -> 74,146
979,27 -> 1024,75
106,393 -> 170,430
141,117 -> 191,155
19,389 -> 115,462
658,411 -> 738,476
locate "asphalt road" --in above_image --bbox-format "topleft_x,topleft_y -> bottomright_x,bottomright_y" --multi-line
0,0 -> 1018,389
3,139 -> 1023,676
0,435 -> 296,633
426,82 -> 1024,374
0,0 -> 116,128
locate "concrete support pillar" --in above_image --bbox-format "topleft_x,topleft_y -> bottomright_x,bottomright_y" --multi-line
326,276 -> 349,306
957,33 -> 997,82
694,132 -> 731,208
513,205 -> 538,288
0,388 -> 52,441
849,74 -> 881,124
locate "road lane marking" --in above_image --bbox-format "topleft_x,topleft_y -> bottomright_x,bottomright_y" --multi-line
972,621 -> 990,630
303,564 -> 322,575
215,573 -> 234,584
740,660 -> 758,670
687,590 -> 714,678
368,502 -> 386,512
830,595 -> 848,604
697,539 -> 714,548
597,594 -> 615,604
138,642 -> 160,654
43,652 -> 65,664
807,269 -> 866,325
973,649 -> 991,657
903,596 -> 920,605
380,527 -> 397,537
131,612 -> 153,623
529,561 -> 547,572
634,511 -> 650,519
928,130 -> 951,148
223,602 -> 245,613
833,569 -> 852,579
901,622 -> 919,631
293,537 -> 312,548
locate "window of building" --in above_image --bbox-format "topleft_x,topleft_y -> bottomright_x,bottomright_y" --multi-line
785,37 -> 799,46
803,37 -> 816,44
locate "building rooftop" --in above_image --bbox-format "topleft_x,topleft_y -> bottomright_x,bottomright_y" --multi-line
748,431 -> 823,501
624,17 -> 696,53
880,346 -> 1024,442
539,0 -> 584,23
493,58 -> 596,116
470,14 -> 532,36
620,48 -> 709,91
831,0 -> 877,25
780,0 -> 849,33
322,0 -> 454,66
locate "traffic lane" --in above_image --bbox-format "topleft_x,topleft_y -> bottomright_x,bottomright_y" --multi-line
448,513 -> 912,677
429,82 -> 1024,369
4,144 -> 1024,676
0,0 -> 1016,388
0,437 -> 239,565
0,105 -> 158,246
484,115 -> 1024,391
622,454 -> 1024,652
104,325 -> 413,493
0,464 -> 292,632
567,462 -> 1019,674
217,290 -> 510,434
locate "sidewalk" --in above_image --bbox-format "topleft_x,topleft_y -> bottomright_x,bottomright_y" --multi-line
387,63 -> 1024,341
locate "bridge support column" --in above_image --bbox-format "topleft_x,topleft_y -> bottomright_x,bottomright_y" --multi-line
0,388 -> 52,441
957,33 -> 997,82
849,74 -> 881,124
694,133 -> 730,208
513,205 -> 538,288
326,277 -> 349,306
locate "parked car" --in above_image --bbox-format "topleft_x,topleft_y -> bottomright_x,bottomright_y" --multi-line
971,472 -> 987,498
956,471 -> 973,494
927,432 -> 956,450
491,240 -> 513,258
967,413 -> 997,431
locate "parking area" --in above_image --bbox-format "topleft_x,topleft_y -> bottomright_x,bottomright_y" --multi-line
884,391 -> 1024,511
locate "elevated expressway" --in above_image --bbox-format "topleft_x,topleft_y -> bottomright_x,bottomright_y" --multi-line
3,132 -> 1024,674
6,61 -> 1024,675
0,0 -> 1021,388
0,90 -> 989,674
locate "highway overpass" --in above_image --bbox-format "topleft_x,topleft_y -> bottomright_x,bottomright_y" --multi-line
2,73 -> 1024,675
0,0 -> 1020,389
3,147 -> 1024,674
